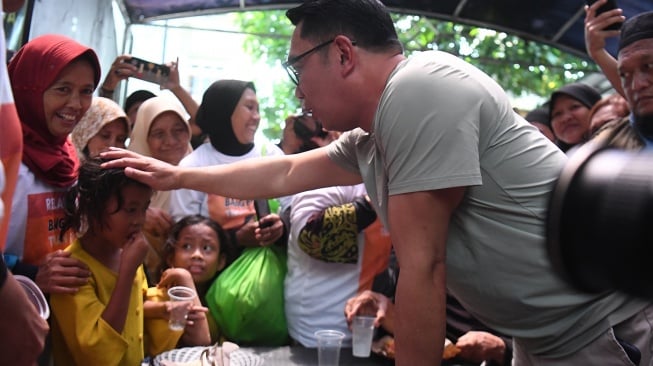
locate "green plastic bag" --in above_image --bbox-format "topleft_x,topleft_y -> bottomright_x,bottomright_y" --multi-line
205,246 -> 288,346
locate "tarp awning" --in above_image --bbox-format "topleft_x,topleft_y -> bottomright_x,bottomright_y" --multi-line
120,0 -> 652,58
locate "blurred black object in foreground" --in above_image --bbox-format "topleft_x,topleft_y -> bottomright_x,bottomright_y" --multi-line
547,140 -> 653,299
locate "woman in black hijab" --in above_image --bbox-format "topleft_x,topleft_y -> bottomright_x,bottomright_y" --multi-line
169,80 -> 289,262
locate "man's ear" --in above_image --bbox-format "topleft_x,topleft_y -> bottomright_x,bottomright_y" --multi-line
334,35 -> 356,74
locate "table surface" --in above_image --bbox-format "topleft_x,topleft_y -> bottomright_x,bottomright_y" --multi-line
242,346 -> 394,366
242,346 -> 476,366
146,345 -> 477,365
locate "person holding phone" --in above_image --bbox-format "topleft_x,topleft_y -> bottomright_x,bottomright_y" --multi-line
285,183 -> 391,347
590,10 -> 653,151
99,55 -> 202,137
168,80 -> 288,262
278,113 -> 339,154
584,0 -> 626,96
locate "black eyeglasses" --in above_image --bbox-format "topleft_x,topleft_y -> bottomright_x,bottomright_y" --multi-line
282,39 -> 335,86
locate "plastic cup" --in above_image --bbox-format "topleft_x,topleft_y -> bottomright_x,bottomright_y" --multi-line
315,329 -> 345,366
167,286 -> 196,331
14,275 -> 50,320
351,315 -> 375,357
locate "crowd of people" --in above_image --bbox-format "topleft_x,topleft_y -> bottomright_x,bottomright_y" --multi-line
1,0 -> 652,365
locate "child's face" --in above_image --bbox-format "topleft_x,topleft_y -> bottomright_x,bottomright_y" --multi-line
170,223 -> 225,285
101,184 -> 151,247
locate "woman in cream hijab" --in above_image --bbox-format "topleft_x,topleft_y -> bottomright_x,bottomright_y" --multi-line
71,97 -> 129,161
128,96 -> 192,283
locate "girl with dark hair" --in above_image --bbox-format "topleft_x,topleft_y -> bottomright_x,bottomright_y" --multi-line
50,159 -> 153,365
158,214 -> 229,343
52,159 -> 210,362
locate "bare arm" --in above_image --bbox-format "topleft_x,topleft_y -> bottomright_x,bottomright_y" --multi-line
0,270 -> 49,365
102,233 -> 149,333
101,147 -> 362,199
584,0 -> 625,97
158,268 -> 211,346
389,187 -> 465,366
99,55 -> 138,99
160,59 -> 202,137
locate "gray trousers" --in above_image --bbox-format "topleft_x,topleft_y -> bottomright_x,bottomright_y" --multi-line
513,303 -> 653,366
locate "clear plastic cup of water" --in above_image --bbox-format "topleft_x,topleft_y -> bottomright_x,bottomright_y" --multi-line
315,329 -> 345,366
167,286 -> 196,331
351,315 -> 376,357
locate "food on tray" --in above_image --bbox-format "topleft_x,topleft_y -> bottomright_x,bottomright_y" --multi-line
442,338 -> 461,360
372,335 -> 461,360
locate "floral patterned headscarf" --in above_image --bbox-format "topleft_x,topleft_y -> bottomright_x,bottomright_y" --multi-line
71,97 -> 129,161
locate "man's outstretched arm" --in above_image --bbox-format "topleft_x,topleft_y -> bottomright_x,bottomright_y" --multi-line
101,146 -> 362,199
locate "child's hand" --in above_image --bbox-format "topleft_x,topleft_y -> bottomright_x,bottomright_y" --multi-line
158,268 -> 194,289
185,305 -> 209,327
121,232 -> 150,272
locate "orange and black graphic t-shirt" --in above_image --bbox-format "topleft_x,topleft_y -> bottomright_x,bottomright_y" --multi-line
207,194 -> 256,230
22,191 -> 75,265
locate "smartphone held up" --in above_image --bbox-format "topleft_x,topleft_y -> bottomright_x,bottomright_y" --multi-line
125,56 -> 170,85
254,199 -> 273,229
587,0 -> 622,30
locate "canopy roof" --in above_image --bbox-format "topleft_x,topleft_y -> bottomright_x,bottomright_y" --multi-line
119,0 -> 651,58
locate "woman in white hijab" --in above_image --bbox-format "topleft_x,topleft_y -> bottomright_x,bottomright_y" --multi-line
128,96 -> 193,283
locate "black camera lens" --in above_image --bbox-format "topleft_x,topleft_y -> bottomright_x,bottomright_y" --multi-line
547,142 -> 653,299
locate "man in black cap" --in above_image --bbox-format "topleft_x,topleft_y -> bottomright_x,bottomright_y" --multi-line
611,10 -> 653,148
585,5 -> 653,149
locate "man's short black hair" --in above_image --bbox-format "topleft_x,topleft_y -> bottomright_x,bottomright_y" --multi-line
286,0 -> 403,54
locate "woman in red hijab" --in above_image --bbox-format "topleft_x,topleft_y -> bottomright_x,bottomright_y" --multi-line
4,34 -> 100,294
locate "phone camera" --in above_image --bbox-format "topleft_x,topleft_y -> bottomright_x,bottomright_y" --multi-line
293,114 -> 327,141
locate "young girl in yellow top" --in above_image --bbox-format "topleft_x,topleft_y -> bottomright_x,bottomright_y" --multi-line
50,159 -> 154,365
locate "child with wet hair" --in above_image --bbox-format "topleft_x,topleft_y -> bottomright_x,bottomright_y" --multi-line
50,158 -> 153,365
52,159 -> 212,364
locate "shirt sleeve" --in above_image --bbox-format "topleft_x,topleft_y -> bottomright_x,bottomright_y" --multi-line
50,277 -> 129,365
143,287 -> 183,356
169,187 -> 205,222
326,129 -> 367,174
377,63 -> 484,195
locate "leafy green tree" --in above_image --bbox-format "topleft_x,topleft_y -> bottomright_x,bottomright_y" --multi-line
235,10 -> 598,140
